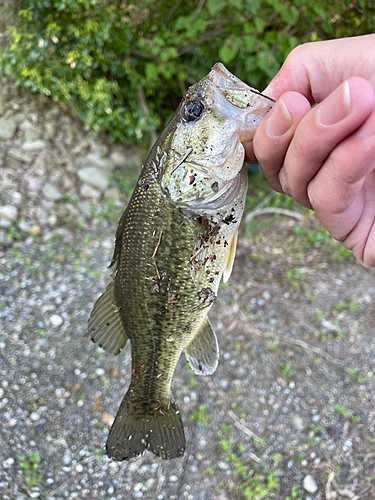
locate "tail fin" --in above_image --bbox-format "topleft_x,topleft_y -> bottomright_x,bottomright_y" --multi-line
106,392 -> 185,461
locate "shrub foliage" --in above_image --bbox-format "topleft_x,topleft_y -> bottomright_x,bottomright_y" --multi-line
1,0 -> 374,143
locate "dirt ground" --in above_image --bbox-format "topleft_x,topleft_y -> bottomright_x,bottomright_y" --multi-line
1,185 -> 375,499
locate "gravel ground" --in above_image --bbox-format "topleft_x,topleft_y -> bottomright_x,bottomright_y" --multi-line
1,75 -> 375,500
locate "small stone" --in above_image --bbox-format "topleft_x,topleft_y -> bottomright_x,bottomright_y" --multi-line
22,140 -> 48,151
77,201 -> 92,219
28,177 -> 42,192
262,291 -> 271,301
303,475 -> 318,493
81,153 -> 113,171
0,205 -> 17,222
19,120 -> 42,141
35,206 -> 48,224
0,388 -> 4,398
80,183 -> 101,201
50,314 -> 63,327
292,416 -> 304,430
145,479 -> 155,490
96,368 -> 105,376
63,453 -> 72,465
104,187 -> 120,200
7,149 -> 34,164
75,464 -> 83,473
42,183 -> 64,201
321,320 -> 336,331
0,116 -> 18,140
234,366 -> 247,379
109,150 -> 128,167
8,418 -> 17,427
30,412 -> 40,422
169,475 -> 178,482
77,167 -> 109,191
2,457 -> 14,468
218,461 -> 230,471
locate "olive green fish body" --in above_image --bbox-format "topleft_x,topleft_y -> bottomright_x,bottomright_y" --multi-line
88,63 -> 274,461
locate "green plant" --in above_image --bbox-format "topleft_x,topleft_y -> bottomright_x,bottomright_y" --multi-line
334,404 -> 350,418
344,367 -> 369,384
285,486 -> 303,500
312,308 -> 324,322
2,1 -> 375,144
18,452 -> 41,490
189,404 -> 210,425
279,362 -> 293,378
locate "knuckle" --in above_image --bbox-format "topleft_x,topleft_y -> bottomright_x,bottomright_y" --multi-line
278,168 -> 291,196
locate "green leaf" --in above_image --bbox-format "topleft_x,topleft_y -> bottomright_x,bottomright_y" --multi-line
219,44 -> 238,65
207,0 -> 226,16
254,17 -> 265,33
228,0 -> 243,9
282,6 -> 299,26
145,63 -> 158,81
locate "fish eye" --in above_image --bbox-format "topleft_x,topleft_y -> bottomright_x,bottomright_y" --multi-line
181,101 -> 204,122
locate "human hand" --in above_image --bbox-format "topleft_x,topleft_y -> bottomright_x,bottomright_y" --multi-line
244,35 -> 375,267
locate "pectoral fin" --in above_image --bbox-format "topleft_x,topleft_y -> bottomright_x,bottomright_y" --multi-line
222,228 -> 238,283
88,281 -> 128,355
185,317 -> 219,376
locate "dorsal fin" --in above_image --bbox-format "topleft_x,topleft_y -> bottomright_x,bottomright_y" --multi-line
185,317 -> 219,376
109,209 -> 127,272
88,281 -> 128,355
222,228 -> 238,283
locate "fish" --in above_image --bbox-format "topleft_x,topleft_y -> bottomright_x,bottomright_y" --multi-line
88,63 -> 274,461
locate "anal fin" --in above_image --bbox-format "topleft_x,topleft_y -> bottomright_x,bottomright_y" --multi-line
185,317 -> 218,376
222,228 -> 238,283
88,281 -> 128,355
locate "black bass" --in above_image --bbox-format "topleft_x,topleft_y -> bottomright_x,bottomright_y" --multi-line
88,63 -> 273,461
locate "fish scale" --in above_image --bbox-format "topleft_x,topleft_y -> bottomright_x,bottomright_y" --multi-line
87,62 -> 274,461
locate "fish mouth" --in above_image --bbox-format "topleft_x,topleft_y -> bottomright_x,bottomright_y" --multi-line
210,62 -> 275,109
209,62 -> 274,143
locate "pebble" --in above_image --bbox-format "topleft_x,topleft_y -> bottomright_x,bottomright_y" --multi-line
0,205 -> 17,223
0,116 -> 18,139
81,153 -> 114,172
292,415 -> 304,430
321,320 -> 336,330
105,187 -> 121,200
110,150 -> 129,167
262,291 -> 271,301
77,167 -> 109,191
2,457 -> 15,468
218,461 -> 230,470
30,412 -> 40,421
42,183 -> 64,201
50,314 -> 64,327
19,120 -> 42,141
80,183 -> 101,201
303,475 -> 318,493
22,140 -> 48,151
8,149 -> 34,164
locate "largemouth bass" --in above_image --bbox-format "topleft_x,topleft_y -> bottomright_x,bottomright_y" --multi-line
88,63 -> 274,461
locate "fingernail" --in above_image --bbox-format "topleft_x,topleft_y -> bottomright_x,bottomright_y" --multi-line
357,111 -> 375,139
317,80 -> 351,126
266,98 -> 293,137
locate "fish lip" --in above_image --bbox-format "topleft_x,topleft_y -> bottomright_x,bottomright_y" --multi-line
209,62 -> 275,109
